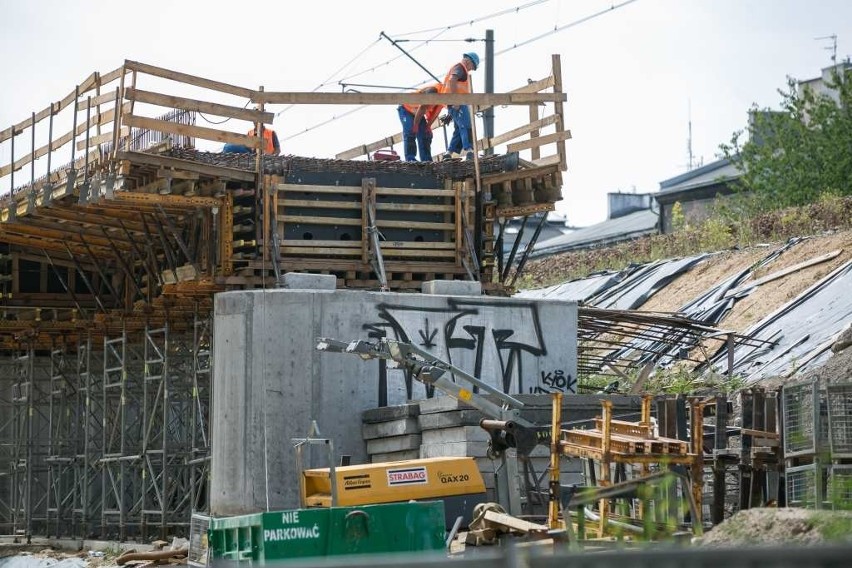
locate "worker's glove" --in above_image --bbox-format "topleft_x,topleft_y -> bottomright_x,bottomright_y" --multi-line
439,114 -> 452,125
411,121 -> 420,134
424,122 -> 432,135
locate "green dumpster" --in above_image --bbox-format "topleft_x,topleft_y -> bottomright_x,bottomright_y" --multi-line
208,501 -> 445,564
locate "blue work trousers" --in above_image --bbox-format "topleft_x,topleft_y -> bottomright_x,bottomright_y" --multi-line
447,105 -> 473,154
397,106 -> 433,162
222,143 -> 253,153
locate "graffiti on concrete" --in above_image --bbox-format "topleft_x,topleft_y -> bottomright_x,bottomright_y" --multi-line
363,298 -> 574,403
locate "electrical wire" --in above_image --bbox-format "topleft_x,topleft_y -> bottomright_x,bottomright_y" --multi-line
276,38 -> 383,118
391,0 -> 552,38
495,0 -> 640,55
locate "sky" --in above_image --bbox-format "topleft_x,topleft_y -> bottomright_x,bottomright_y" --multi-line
1,0 -> 850,226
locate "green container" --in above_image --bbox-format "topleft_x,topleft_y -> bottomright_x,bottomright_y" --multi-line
208,501 -> 445,564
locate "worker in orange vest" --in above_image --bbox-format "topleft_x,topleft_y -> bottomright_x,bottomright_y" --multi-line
398,83 -> 444,161
223,124 -> 280,155
441,52 -> 479,161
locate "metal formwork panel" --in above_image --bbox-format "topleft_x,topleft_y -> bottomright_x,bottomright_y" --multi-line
827,384 -> 852,459
783,382 -> 821,457
828,465 -> 852,510
786,463 -> 827,509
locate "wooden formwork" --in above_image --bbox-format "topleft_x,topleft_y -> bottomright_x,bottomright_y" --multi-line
0,55 -> 569,346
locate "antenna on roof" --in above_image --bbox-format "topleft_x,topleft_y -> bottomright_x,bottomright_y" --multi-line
687,99 -> 694,171
815,34 -> 838,65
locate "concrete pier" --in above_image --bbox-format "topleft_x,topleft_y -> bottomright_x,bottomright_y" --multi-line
210,288 -> 577,514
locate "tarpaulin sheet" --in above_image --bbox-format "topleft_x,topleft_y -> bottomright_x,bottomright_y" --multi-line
704,259 -> 852,383
516,271 -> 621,302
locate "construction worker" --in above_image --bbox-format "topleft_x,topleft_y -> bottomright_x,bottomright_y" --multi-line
441,52 -> 479,161
223,124 -> 280,155
398,83 -> 444,162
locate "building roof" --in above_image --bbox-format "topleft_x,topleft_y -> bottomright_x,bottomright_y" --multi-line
530,209 -> 658,258
657,157 -> 742,201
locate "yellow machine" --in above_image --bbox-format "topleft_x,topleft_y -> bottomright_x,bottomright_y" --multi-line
301,456 -> 487,526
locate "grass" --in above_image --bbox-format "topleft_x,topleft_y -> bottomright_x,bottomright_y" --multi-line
522,194 -> 852,289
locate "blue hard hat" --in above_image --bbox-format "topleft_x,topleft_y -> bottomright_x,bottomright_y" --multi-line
463,52 -> 480,70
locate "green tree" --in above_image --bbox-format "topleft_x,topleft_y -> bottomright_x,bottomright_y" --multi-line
721,69 -> 852,209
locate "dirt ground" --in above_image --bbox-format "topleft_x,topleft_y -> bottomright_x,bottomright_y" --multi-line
639,230 -> 852,335
696,507 -> 852,547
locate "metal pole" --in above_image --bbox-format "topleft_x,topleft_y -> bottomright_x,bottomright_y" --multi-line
379,32 -> 441,83
484,29 -> 495,155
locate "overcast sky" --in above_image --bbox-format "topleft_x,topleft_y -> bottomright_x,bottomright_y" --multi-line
1,0 -> 850,225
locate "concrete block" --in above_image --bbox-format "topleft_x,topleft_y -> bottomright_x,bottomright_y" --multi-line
370,450 -> 420,463
418,409 -> 484,430
422,426 -> 489,445
419,441 -> 489,459
281,272 -> 337,290
421,280 -> 482,296
362,403 -> 420,424
361,417 -> 420,440
365,434 -> 421,455
418,396 -> 475,415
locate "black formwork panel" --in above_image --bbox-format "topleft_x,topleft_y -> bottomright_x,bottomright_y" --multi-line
280,169 -> 445,244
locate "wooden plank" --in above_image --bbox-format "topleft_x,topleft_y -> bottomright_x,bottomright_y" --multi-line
382,249 -> 456,258
280,240 -> 362,248
0,66 -> 125,144
280,247 -> 362,256
724,249 -> 843,297
115,150 -> 255,182
336,136 -> 399,160
531,155 -> 562,167
376,187 -> 455,197
495,203 -> 555,218
124,60 -> 254,98
481,164 -> 559,185
551,54 -> 567,171
334,76 -> 556,160
122,114 -> 260,148
482,510 -> 548,533
156,169 -> 200,180
76,126 -> 129,151
506,130 -> 572,153
480,115 -> 558,151
280,240 -> 454,250
378,219 -> 454,231
1,104 -> 129,178
125,87 -> 273,123
276,183 -> 361,195
282,199 -> 361,210
255,92 -> 567,106
528,102 -> 541,161
376,202 -> 454,213
279,215 -> 361,227
76,90 -> 117,111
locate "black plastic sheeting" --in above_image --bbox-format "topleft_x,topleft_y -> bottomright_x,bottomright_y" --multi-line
518,236 -> 852,379
701,259 -> 852,383
517,254 -> 708,310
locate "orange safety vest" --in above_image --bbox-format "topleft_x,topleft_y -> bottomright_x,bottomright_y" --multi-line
442,62 -> 470,95
248,127 -> 276,154
402,83 -> 443,117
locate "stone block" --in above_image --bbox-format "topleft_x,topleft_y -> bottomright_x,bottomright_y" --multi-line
418,396 -> 475,415
370,450 -> 420,463
365,434 -> 421,455
418,409 -> 484,430
361,417 -> 420,440
362,403 -> 420,424
421,280 -> 482,296
281,272 -> 337,290
419,441 -> 489,458
422,426 -> 489,445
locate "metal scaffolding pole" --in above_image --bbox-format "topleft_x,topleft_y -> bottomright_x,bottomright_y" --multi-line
102,325 -> 143,541
75,330 -> 104,538
189,308 -> 212,516
46,343 -> 77,537
11,345 -> 51,541
0,358 -> 16,534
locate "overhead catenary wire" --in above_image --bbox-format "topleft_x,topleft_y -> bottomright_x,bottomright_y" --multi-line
281,0 -> 640,143
495,0 -> 640,55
